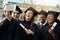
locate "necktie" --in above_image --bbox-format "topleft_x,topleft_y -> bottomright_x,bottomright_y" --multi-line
40,24 -> 43,28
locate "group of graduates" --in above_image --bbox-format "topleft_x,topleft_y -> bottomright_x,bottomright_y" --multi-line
0,5 -> 60,40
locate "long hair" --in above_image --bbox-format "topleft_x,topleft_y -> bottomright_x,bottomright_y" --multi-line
24,14 -> 35,31
24,14 -> 36,38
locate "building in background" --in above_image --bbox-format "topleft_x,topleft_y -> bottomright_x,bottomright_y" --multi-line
0,0 -> 60,20
0,0 -> 3,17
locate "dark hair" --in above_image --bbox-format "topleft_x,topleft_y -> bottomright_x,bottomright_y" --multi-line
48,11 -> 59,21
25,7 -> 38,17
24,14 -> 35,31
10,11 -> 12,15
39,10 -> 47,17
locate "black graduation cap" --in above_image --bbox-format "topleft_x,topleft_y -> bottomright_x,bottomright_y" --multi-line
4,5 -> 15,11
15,6 -> 22,14
39,10 -> 47,17
48,11 -> 59,18
25,7 -> 38,17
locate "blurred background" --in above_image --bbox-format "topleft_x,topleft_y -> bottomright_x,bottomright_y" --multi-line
0,0 -> 60,20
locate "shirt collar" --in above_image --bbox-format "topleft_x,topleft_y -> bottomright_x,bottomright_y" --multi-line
39,22 -> 47,26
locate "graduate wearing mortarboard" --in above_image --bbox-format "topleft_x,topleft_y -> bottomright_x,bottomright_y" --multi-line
48,11 -> 60,25
11,5 -> 23,28
42,11 -> 60,40
0,5 -> 19,40
17,7 -> 39,40
35,10 -> 48,40
11,5 -> 23,40
11,5 -> 22,22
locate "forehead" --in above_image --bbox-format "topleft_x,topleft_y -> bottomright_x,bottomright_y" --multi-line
39,14 -> 46,17
26,10 -> 33,13
48,14 -> 54,16
47,14 -> 55,18
12,12 -> 19,15
4,10 -> 10,13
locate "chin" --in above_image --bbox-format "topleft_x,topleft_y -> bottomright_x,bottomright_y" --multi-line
40,21 -> 44,23
48,22 -> 52,24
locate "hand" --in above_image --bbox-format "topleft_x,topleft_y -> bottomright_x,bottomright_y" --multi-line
48,29 -> 55,37
0,22 -> 4,26
28,29 -> 34,35
25,29 -> 34,35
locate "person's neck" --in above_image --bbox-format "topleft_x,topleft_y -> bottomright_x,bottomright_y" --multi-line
49,22 -> 54,27
6,16 -> 12,21
13,17 -> 19,20
25,19 -> 30,22
16,18 -> 19,20
40,21 -> 45,25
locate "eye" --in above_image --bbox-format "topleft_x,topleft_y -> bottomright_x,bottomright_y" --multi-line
13,12 -> 16,14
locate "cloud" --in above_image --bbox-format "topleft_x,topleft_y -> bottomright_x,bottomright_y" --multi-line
33,0 -> 59,6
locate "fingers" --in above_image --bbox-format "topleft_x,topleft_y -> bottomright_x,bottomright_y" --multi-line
28,29 -> 34,35
25,29 -> 34,35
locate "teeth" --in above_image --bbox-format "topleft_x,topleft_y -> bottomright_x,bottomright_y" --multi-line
26,16 -> 29,18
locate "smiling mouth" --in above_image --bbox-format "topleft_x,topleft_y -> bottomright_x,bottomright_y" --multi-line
48,20 -> 52,21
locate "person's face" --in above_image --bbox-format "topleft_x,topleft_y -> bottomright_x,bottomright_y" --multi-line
25,10 -> 33,21
47,14 -> 55,24
39,14 -> 46,23
4,10 -> 10,17
12,12 -> 20,19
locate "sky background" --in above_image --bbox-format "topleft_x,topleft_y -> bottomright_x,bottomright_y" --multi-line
5,0 -> 60,6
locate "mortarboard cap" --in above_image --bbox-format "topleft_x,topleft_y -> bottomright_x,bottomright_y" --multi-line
15,6 -> 22,14
39,10 -> 47,17
48,11 -> 59,18
25,7 -> 38,17
4,5 -> 22,14
4,5 -> 16,11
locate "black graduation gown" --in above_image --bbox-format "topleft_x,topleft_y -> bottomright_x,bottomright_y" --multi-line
35,23 -> 48,40
17,21 -> 38,40
0,18 -> 18,40
42,23 -> 60,40
53,24 -> 60,40
55,19 -> 60,25
14,19 -> 24,40
41,24 -> 54,40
